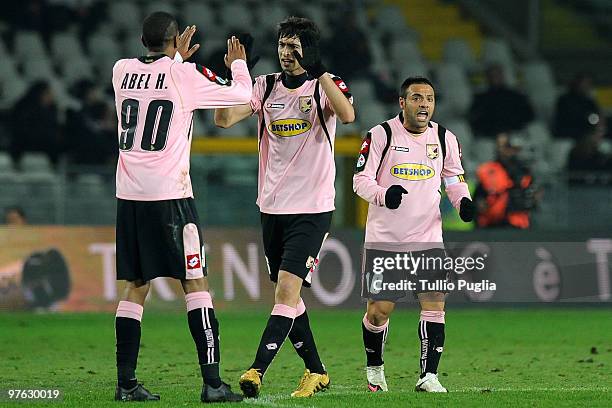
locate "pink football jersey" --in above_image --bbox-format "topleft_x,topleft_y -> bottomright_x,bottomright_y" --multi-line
353,114 -> 471,249
251,73 -> 352,214
112,56 -> 252,200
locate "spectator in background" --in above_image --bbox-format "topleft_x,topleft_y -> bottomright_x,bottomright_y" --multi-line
473,133 -> 539,229
568,118 -> 612,183
469,64 -> 534,138
326,11 -> 372,79
9,81 -> 63,169
553,73 -> 601,140
65,80 -> 116,166
4,206 -> 27,225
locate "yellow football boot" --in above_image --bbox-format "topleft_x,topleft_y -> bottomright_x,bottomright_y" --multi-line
239,368 -> 262,398
290,369 -> 330,398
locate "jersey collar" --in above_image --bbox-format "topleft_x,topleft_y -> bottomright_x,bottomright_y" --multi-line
138,54 -> 168,64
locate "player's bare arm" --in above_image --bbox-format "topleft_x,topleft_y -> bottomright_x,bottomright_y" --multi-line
214,36 -> 252,128
318,75 -> 355,123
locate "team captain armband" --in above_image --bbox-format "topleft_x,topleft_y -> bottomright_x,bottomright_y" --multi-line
195,64 -> 231,86
355,132 -> 371,172
331,75 -> 351,98
443,174 -> 466,187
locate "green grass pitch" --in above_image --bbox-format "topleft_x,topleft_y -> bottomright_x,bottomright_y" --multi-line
0,309 -> 610,407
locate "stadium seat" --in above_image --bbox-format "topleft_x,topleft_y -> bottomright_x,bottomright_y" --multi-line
481,38 -> 515,67
20,153 -> 53,174
108,2 -> 142,30
14,31 -> 47,63
299,4 -> 331,37
549,139 -> 574,171
395,60 -> 429,82
349,79 -> 377,104
522,61 -> 555,89
219,4 -> 254,30
0,55 -> 19,82
357,102 -> 388,130
374,5 -> 409,35
442,38 -> 477,71
61,56 -> 94,85
481,39 -> 517,85
435,63 -> 469,90
390,39 -> 425,66
255,3 -> 288,33
445,119 -> 474,156
22,54 -> 56,81
143,1 -> 177,17
472,138 -> 496,164
181,3 -> 216,33
51,32 -> 85,64
0,76 -> 27,109
0,152 -> 15,174
75,174 -> 107,196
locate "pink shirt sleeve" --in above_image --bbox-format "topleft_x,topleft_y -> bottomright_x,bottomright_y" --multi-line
178,59 -> 252,111
353,126 -> 388,207
441,129 -> 471,209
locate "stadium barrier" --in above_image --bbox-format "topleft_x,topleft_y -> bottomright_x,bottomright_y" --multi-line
0,227 -> 610,311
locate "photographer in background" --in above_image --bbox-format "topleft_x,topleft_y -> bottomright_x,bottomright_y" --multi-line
474,133 -> 539,229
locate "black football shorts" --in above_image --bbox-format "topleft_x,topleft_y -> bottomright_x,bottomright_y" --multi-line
260,211 -> 333,287
116,198 -> 207,282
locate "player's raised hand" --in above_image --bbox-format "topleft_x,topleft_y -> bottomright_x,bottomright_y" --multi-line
177,25 -> 200,60
224,36 -> 246,68
293,31 -> 327,78
385,185 -> 408,209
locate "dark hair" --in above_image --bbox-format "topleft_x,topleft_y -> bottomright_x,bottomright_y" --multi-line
142,11 -> 178,51
277,16 -> 320,41
399,76 -> 435,98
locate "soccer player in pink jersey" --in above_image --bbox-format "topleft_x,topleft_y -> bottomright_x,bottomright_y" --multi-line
111,12 -> 252,403
214,17 -> 355,398
353,77 -> 475,393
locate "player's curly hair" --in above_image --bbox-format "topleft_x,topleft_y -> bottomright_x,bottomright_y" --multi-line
400,77 -> 435,98
277,16 -> 320,41
142,11 -> 178,51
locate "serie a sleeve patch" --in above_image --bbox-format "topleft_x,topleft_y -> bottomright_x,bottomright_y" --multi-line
355,132 -> 371,173
196,64 -> 230,86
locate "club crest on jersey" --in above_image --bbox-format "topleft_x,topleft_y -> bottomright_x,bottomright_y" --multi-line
391,163 -> 435,181
299,95 -> 313,113
268,118 -> 312,137
427,144 -> 439,159
186,254 -> 201,270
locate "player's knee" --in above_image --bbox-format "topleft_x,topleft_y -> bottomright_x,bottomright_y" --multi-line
123,280 -> 150,304
181,277 -> 208,294
367,304 -> 393,326
274,273 -> 301,306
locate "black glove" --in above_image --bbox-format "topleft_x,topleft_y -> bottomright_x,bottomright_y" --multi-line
459,197 -> 475,222
226,33 -> 259,79
292,32 -> 327,78
385,185 -> 408,209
